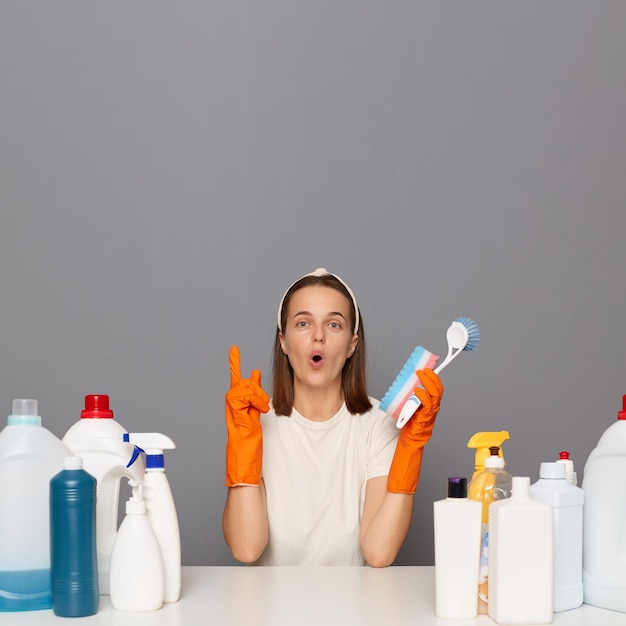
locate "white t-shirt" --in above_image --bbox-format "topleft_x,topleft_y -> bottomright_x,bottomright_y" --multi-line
254,398 -> 399,566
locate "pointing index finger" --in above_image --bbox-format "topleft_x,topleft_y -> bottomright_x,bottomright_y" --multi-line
229,345 -> 242,387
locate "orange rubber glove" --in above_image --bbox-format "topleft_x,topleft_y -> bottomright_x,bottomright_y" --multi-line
387,368 -> 444,494
225,345 -> 270,487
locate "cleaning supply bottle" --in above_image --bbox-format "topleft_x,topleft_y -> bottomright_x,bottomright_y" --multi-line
530,461 -> 584,612
582,394 -> 626,612
124,432 -> 181,603
62,394 -> 144,594
433,477 -> 482,619
556,450 -> 578,486
50,456 -> 99,617
488,476 -> 554,625
0,399 -> 71,612
467,444 -> 512,615
109,480 -> 165,611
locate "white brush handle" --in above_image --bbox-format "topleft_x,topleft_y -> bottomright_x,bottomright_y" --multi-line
395,348 -> 461,429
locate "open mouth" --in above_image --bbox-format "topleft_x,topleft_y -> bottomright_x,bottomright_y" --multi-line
310,352 -> 324,367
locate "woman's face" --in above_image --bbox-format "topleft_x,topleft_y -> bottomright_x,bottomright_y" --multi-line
279,285 -> 358,394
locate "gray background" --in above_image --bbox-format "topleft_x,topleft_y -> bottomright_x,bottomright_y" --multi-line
1,2 -> 625,566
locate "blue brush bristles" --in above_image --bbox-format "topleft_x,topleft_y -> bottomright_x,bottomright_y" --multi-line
454,316 -> 480,352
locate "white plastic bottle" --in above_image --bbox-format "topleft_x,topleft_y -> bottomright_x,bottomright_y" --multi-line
582,394 -> 626,612
124,432 -> 181,603
62,395 -> 145,594
433,477 -> 482,619
530,461 -> 583,612
0,399 -> 72,611
488,476 -> 553,625
109,481 -> 165,611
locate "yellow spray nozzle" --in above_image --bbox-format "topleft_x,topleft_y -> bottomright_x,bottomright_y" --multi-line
467,430 -> 510,477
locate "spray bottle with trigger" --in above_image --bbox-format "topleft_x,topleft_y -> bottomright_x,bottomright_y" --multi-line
124,433 -> 181,603
466,432 -> 512,615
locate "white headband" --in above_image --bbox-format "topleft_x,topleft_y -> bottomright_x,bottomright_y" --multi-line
277,267 -> 360,335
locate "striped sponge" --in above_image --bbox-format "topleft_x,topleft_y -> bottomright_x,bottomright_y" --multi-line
379,346 -> 440,420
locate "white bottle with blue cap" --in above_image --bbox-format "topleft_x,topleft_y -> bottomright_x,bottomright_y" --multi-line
124,433 -> 181,603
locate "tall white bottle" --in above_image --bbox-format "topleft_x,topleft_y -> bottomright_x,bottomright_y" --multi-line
124,433 -> 181,603
582,394 -> 626,612
109,481 -> 164,611
433,477 -> 482,619
488,476 -> 553,625
62,395 -> 144,594
530,461 -> 584,612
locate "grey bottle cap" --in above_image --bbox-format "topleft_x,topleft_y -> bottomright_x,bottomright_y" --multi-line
539,461 -> 566,479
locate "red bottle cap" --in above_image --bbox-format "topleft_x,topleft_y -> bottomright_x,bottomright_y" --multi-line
81,394 -> 114,419
619,395 -> 626,421
559,451 -> 570,460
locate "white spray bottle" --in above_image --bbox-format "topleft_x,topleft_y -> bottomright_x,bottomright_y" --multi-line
109,480 -> 164,611
124,432 -> 181,603
62,395 -> 145,594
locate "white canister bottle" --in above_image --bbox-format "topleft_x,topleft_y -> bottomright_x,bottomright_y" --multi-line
109,482 -> 164,611
433,477 -> 482,619
488,476 -> 553,625
62,395 -> 144,594
582,394 -> 626,612
530,461 -> 584,612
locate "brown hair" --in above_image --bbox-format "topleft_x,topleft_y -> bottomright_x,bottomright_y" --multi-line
271,273 -> 372,416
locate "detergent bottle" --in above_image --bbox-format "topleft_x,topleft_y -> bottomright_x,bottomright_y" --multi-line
109,480 -> 165,611
467,441 -> 512,615
50,456 -> 99,617
124,432 -> 181,603
582,394 -> 626,612
62,395 -> 144,594
530,461 -> 584,612
488,476 -> 553,625
433,477 -> 482,619
0,399 -> 71,611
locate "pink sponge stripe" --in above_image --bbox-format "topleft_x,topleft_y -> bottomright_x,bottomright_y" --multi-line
382,348 -> 439,420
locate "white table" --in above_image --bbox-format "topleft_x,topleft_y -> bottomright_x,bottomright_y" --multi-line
1,566 -> 625,625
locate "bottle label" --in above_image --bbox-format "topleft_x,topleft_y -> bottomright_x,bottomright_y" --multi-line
477,526 -> 489,614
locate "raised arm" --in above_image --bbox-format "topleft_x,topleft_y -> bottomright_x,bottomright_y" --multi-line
221,346 -> 270,563
360,369 -> 444,567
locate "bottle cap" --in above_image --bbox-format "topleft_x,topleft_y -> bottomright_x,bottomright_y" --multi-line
126,498 -> 146,515
539,461 -> 566,479
618,395 -> 626,421
8,398 -> 42,425
447,477 -> 468,498
64,456 -> 83,470
484,446 -> 505,468
81,395 -> 114,419
512,476 -> 531,498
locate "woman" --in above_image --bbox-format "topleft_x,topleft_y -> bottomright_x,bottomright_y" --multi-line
222,268 -> 443,566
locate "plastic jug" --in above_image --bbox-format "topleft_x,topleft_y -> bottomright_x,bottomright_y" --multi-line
0,399 -> 71,611
62,395 -> 144,594
582,394 -> 626,612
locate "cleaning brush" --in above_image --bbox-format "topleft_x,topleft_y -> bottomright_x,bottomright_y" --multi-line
380,316 -> 480,429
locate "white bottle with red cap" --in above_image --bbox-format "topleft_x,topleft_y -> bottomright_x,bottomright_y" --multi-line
62,395 -> 144,594
582,394 -> 626,612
